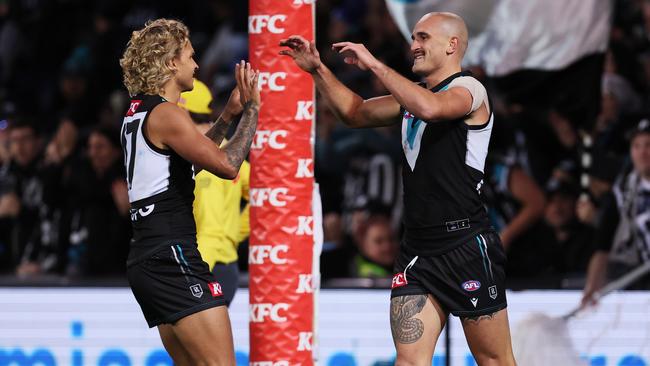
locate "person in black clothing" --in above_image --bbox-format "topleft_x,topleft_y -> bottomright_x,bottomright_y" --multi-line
281,11 -> 515,366
63,126 -> 130,276
0,118 -> 52,275
542,180 -> 595,276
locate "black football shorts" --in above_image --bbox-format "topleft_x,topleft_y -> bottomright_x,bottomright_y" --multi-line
127,241 -> 227,327
391,230 -> 507,317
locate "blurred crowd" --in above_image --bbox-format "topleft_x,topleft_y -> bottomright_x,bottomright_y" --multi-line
0,0 -> 648,289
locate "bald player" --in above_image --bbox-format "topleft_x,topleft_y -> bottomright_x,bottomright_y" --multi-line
280,12 -> 515,365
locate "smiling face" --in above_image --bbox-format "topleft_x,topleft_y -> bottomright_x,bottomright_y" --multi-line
172,42 -> 198,93
410,13 -> 468,76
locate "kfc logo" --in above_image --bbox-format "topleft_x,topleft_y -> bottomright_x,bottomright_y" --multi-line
295,159 -> 313,178
251,130 -> 288,150
250,188 -> 289,207
249,245 -> 289,265
295,101 -> 314,120
392,273 -> 407,289
208,282 -> 223,297
250,303 -> 290,323
126,100 -> 141,116
258,72 -> 287,91
248,15 -> 287,34
295,274 -> 313,293
297,332 -> 313,351
295,216 -> 313,235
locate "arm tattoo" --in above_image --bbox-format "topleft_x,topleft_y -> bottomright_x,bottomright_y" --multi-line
204,116 -> 230,147
390,295 -> 427,344
461,312 -> 496,324
223,102 -> 259,171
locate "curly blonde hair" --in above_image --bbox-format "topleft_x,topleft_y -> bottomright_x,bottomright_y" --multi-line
120,19 -> 189,96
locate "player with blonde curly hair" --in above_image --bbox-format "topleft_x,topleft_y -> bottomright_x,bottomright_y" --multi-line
119,18 -> 259,365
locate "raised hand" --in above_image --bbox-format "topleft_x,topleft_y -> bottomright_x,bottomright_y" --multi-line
235,60 -> 260,107
222,62 -> 260,177
223,87 -> 243,117
279,35 -> 321,73
331,41 -> 379,71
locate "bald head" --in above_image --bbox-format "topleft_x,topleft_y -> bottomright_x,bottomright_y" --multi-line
416,12 -> 468,58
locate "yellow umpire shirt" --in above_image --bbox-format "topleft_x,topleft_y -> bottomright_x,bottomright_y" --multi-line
193,161 -> 250,270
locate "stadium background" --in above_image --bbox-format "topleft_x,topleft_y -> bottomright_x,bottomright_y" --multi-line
1,0 -> 650,365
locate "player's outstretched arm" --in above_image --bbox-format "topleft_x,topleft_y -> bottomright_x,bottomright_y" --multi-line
332,41 -> 475,123
279,35 -> 400,128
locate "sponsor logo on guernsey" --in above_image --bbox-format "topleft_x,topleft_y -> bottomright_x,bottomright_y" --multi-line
129,204 -> 155,222
126,100 -> 142,116
208,282 -> 223,297
462,280 -> 481,292
392,273 -> 407,289
190,284 -> 203,298
470,297 -> 479,308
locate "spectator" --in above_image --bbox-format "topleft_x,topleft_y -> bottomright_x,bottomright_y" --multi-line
0,117 -> 52,275
62,126 -> 130,276
582,119 -> 650,306
575,151 -> 622,227
482,153 -> 548,277
351,213 -> 398,278
542,180 -> 596,276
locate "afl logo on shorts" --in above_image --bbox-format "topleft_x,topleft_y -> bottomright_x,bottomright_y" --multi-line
461,280 -> 481,292
209,282 -> 223,297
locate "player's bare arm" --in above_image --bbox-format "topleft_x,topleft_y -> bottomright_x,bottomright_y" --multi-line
279,35 -> 401,128
204,87 -> 243,147
220,61 -> 260,172
332,41 -> 484,124
147,63 -> 258,179
148,104 -> 238,179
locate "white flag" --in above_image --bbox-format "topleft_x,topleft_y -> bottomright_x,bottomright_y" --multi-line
385,0 -> 613,76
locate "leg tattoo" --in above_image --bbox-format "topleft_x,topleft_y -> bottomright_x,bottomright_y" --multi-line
390,295 -> 427,344
462,312 -> 496,324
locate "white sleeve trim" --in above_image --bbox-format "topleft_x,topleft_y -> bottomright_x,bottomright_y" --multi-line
448,76 -> 487,115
